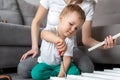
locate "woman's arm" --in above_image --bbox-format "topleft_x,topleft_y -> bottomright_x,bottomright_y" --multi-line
82,20 -> 116,49
41,30 -> 63,44
20,4 -> 48,60
82,21 -> 99,47
31,4 -> 48,50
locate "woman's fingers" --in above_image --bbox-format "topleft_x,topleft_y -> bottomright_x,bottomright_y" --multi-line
20,50 -> 37,61
103,35 -> 117,49
20,51 -> 30,61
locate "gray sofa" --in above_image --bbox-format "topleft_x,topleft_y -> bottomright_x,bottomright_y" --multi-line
0,0 -> 41,69
0,0 -> 120,77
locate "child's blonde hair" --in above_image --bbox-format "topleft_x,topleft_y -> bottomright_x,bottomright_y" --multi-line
75,0 -> 83,4
60,4 -> 86,21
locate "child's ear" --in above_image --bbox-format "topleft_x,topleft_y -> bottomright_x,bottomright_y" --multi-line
59,16 -> 63,22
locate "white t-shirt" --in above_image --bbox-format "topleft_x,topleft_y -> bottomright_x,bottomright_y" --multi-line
38,0 -> 95,65
38,26 -> 74,65
40,0 -> 95,28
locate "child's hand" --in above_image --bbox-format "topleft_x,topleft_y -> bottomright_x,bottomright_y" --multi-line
56,40 -> 67,56
58,73 -> 65,77
102,35 -> 117,49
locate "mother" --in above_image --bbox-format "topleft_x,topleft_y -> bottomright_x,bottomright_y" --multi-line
18,0 -> 116,78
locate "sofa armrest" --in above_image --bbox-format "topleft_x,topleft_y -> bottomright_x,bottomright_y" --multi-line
0,23 -> 42,46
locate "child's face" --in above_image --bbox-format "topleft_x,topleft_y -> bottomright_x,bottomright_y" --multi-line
59,12 -> 84,38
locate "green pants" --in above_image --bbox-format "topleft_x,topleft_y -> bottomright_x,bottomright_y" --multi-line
31,62 -> 80,80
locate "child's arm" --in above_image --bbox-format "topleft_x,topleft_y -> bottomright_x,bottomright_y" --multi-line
41,29 -> 63,43
58,56 -> 71,77
41,29 -> 67,54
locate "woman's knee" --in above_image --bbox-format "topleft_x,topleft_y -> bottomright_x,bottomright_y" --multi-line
75,56 -> 94,73
17,57 -> 37,78
73,47 -> 94,73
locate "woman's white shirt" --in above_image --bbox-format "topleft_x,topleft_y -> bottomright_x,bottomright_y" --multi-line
40,0 -> 95,28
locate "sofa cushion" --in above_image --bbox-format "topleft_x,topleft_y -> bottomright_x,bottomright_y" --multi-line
17,0 -> 37,26
24,0 -> 39,6
17,0 -> 47,27
0,16 -> 2,22
0,23 -> 42,46
0,0 -> 23,24
0,46 -> 30,68
93,0 -> 120,26
0,23 -> 31,46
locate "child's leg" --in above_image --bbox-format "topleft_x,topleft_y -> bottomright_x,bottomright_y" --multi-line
31,63 -> 58,80
52,63 -> 80,76
67,63 -> 80,75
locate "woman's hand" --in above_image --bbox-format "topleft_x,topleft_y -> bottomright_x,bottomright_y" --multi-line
20,48 -> 38,61
102,35 -> 117,49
